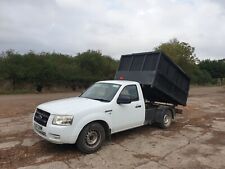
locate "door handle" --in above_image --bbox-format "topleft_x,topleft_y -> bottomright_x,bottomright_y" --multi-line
105,110 -> 112,114
135,105 -> 141,108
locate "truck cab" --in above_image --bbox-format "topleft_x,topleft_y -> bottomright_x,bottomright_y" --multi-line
33,80 -> 147,153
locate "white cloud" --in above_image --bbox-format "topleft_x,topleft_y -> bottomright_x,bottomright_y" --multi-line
0,0 -> 225,59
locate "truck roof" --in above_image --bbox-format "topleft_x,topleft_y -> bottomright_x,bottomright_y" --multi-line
97,80 -> 138,86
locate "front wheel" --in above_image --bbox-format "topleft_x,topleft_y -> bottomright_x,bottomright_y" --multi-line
76,122 -> 105,154
159,110 -> 172,129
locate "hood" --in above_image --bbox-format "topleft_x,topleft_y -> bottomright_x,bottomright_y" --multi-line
37,97 -> 108,115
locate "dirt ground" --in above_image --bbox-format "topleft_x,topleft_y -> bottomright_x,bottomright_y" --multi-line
0,87 -> 225,169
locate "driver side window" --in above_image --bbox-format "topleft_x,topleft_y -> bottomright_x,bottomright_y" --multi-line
120,85 -> 139,102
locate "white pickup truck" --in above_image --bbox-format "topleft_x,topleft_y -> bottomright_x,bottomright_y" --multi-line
33,52 -> 190,153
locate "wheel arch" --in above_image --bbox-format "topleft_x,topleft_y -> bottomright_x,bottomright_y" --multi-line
76,119 -> 111,143
168,107 -> 176,119
90,120 -> 111,140
154,106 -> 175,123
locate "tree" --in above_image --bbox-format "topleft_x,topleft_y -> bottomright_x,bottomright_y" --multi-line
1,50 -> 26,90
199,59 -> 225,85
154,38 -> 198,76
76,50 -> 118,82
154,38 -> 214,84
23,51 -> 58,92
0,57 -> 3,81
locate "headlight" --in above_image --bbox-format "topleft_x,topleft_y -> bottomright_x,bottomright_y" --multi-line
52,115 -> 73,126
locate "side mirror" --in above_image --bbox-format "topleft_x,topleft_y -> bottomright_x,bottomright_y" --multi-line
117,95 -> 131,104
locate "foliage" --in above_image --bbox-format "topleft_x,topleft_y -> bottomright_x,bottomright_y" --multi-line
190,67 -> 215,85
199,59 -> 225,84
154,38 -> 221,85
0,50 -> 26,90
154,38 -> 198,76
0,50 -> 119,92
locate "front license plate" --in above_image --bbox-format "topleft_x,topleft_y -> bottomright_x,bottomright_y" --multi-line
34,123 -> 42,131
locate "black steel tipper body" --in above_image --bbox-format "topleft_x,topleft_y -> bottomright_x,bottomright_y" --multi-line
114,51 -> 190,106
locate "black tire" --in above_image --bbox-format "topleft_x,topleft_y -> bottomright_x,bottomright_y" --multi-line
159,110 -> 172,129
76,122 -> 105,154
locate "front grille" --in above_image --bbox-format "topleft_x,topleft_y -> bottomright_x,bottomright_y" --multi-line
34,108 -> 50,126
36,129 -> 46,136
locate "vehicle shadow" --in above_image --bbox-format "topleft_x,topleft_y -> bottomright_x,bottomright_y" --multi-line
33,123 -> 175,157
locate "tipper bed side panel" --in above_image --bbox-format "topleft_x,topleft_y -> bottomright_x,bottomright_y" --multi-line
152,53 -> 190,105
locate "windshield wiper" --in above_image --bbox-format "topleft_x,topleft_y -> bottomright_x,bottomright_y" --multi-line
93,98 -> 110,102
81,97 -> 110,102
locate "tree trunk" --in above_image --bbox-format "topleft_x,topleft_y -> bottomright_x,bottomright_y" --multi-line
12,79 -> 16,91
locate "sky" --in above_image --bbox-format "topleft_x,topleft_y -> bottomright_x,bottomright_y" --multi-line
0,0 -> 225,60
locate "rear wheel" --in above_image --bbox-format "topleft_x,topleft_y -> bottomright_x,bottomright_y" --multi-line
76,122 -> 105,154
159,110 -> 172,129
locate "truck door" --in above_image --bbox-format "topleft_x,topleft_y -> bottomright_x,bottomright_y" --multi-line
111,84 -> 145,133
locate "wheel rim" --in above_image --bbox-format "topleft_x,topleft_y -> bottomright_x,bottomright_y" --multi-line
86,130 -> 100,146
164,114 -> 171,126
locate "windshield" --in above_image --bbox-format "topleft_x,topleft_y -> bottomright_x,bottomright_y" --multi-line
80,83 -> 121,102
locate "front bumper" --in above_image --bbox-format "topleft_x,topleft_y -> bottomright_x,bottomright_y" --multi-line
33,114 -> 77,144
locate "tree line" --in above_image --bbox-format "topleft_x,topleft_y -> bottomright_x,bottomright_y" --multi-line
0,39 -> 224,93
0,50 -> 119,93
